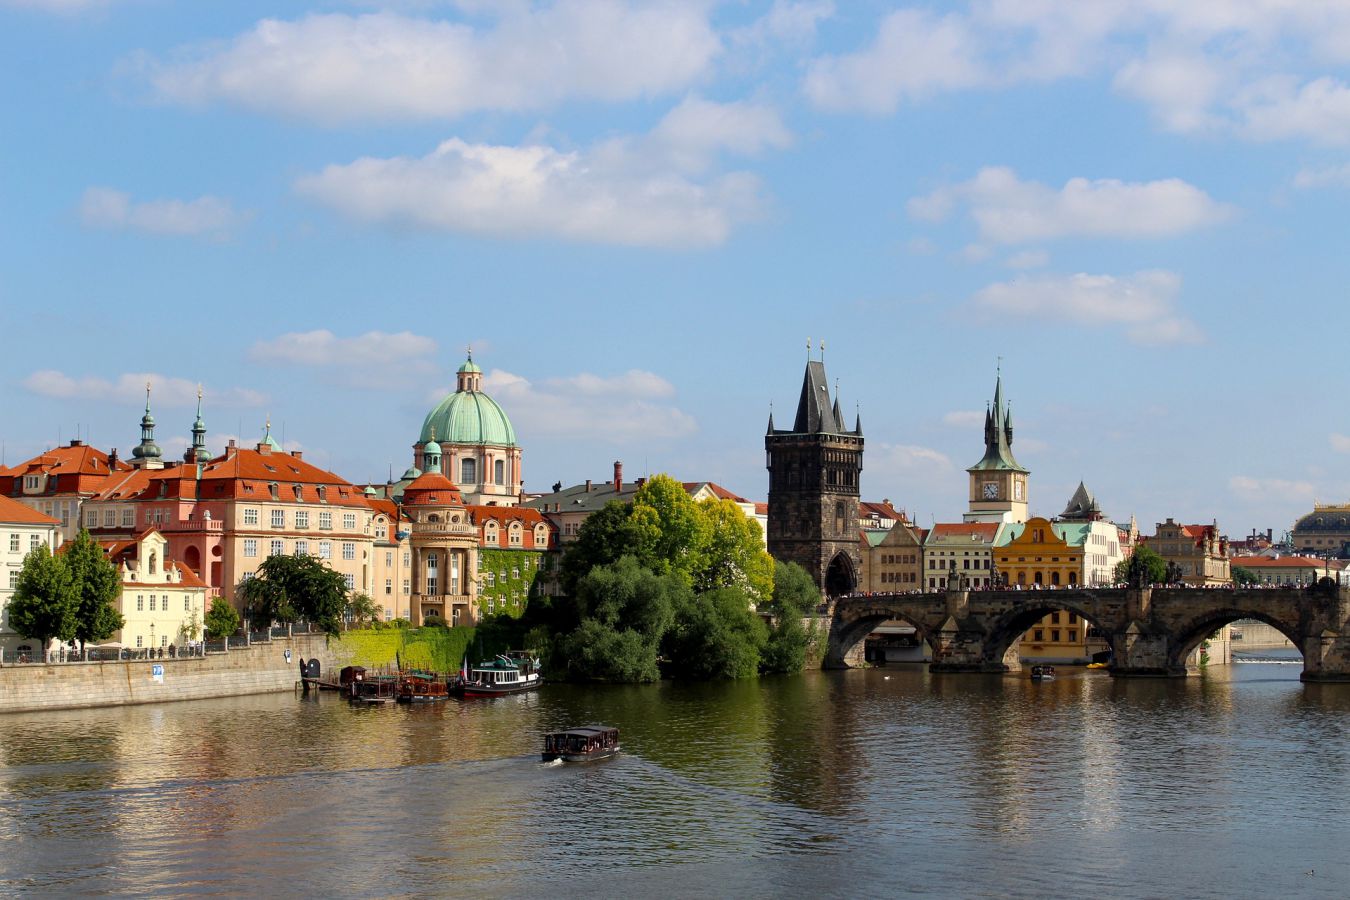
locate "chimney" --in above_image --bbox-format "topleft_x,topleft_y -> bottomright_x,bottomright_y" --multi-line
585,479 -> 592,492
636,477 -> 646,488
108,448 -> 119,468
69,439 -> 83,447
292,450 -> 303,460
614,460 -> 623,492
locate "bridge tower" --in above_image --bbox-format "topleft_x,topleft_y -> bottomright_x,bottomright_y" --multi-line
765,345 -> 863,597
964,372 -> 1029,524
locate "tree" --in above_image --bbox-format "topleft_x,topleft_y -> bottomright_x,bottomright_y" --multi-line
1114,545 -> 1168,587
695,498 -> 775,604
1232,565 -> 1258,586
560,556 -> 681,682
663,586 -> 766,679
627,474 -> 711,582
236,554 -> 347,636
8,545 -> 77,654
559,500 -> 638,598
760,561 -> 821,674
346,592 -> 379,629
64,530 -> 124,650
204,596 -> 240,640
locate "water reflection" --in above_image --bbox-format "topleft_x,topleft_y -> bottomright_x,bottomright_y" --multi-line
2,664 -> 1348,896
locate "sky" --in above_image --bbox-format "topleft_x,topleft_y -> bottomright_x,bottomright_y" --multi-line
3,0 -> 1350,540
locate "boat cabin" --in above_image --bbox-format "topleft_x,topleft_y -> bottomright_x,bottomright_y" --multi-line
542,725 -> 620,760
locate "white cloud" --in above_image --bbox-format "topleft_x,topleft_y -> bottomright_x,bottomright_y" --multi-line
1331,434 -> 1350,453
804,9 -> 984,114
733,0 -> 834,50
1005,249 -> 1049,269
651,95 -> 792,171
458,367 -> 698,442
1294,162 -> 1350,189
294,121 -> 768,248
942,410 -> 985,428
142,6 -> 720,124
1113,51 -> 1227,133
908,167 -> 1233,244
1229,475 -> 1315,501
250,330 -> 437,368
22,370 -> 266,407
1238,76 -> 1350,145
79,187 -> 249,238
971,270 -> 1203,345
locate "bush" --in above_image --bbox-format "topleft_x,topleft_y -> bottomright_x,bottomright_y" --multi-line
422,614 -> 447,628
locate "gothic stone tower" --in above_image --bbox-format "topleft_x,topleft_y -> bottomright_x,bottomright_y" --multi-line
963,374 -> 1029,524
765,352 -> 863,597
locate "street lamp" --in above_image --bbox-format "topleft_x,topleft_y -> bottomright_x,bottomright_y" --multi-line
149,622 -> 155,658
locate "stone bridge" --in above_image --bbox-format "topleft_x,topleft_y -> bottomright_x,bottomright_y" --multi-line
824,583 -> 1350,682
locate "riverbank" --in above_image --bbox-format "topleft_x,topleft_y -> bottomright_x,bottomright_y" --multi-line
0,632 -> 334,714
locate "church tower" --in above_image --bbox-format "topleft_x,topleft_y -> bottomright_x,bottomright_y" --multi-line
765,344 -> 864,597
964,373 -> 1029,524
130,382 -> 165,470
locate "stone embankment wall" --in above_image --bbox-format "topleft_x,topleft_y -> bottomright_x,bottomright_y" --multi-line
1234,621 -> 1295,649
0,633 -> 335,714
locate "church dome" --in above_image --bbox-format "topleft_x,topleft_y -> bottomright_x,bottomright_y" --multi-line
1294,508 -> 1350,533
420,354 -> 517,447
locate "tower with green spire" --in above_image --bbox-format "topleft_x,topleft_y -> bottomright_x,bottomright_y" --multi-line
184,384 -> 210,464
131,381 -> 165,470
964,371 -> 1029,524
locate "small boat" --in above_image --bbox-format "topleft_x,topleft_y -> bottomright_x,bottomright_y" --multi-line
1030,665 -> 1056,680
459,655 -> 542,698
542,725 -> 620,763
1085,661 -> 1109,670
397,670 -> 452,702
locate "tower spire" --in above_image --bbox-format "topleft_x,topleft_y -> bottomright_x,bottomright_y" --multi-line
131,381 -> 163,468
187,383 -> 209,463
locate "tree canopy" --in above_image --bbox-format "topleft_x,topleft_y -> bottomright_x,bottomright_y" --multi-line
236,553 -> 348,636
8,544 -> 78,652
64,530 -> 124,648
1231,565 -> 1258,586
1114,545 -> 1168,586
204,596 -> 241,640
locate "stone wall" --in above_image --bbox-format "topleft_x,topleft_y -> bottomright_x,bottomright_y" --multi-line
0,633 -> 336,714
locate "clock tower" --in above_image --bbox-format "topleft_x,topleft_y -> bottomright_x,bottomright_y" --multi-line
963,374 -> 1029,524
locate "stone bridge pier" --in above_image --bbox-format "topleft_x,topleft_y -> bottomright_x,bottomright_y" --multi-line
823,584 -> 1350,682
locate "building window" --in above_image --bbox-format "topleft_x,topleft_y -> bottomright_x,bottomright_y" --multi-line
1033,629 -> 1043,641
137,595 -> 144,611
185,596 -> 191,612
402,579 -> 410,595
293,485 -> 304,501
149,595 -> 156,611
121,509 -> 134,528
161,635 -> 168,648
487,572 -> 495,587
295,510 -> 309,529
244,539 -> 258,557
271,509 -> 285,529
269,483 -> 280,501
8,534 -> 17,552
319,541 -> 332,559
509,524 -> 522,546
385,578 -> 392,595
385,552 -> 393,567
319,512 -> 333,530
243,508 -> 259,526
494,460 -> 505,485
243,571 -> 254,580
103,510 -> 115,527
1051,629 -> 1061,642
403,552 -> 410,567
343,513 -> 357,530
270,539 -> 284,556
342,542 -> 355,560
344,573 -> 355,590
8,570 -> 18,589
85,512 -> 97,528
461,458 -> 477,483
136,636 -> 143,648
295,540 -> 309,556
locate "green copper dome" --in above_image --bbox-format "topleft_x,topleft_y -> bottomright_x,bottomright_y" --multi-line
458,358 -> 482,375
420,389 -> 517,447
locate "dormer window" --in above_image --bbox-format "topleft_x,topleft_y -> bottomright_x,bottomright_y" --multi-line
317,486 -> 327,503
293,485 -> 303,501
269,483 -> 279,500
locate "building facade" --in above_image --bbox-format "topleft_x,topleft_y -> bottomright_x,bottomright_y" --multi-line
0,495 -> 62,658
860,522 -> 927,593
1142,519 -> 1231,586
964,376 -> 1029,525
1291,504 -> 1350,558
924,523 -> 1003,590
103,530 -> 208,653
765,352 -> 864,596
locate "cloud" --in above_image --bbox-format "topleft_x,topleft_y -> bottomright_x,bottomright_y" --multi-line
1005,249 -> 1049,269
1294,163 -> 1350,189
79,187 -> 249,238
732,0 -> 834,50
250,330 -> 437,368
1238,76 -> 1350,145
908,167 -> 1233,244
803,8 -> 984,114
294,103 -> 774,248
942,410 -> 985,428
443,367 -> 699,442
1331,434 -> 1350,453
1229,475 -> 1315,501
22,370 -> 266,407
971,270 -> 1203,345
141,6 -> 720,124
865,442 -> 956,488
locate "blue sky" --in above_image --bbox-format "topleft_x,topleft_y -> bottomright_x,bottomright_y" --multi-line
4,1 -> 1350,539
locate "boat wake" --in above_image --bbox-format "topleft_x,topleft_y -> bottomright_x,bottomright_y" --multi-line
541,758 -> 565,768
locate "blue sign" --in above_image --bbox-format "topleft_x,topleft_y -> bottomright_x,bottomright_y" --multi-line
284,649 -> 292,663
151,664 -> 164,683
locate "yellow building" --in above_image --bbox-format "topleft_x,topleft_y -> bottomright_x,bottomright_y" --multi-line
104,530 -> 208,653
995,516 -> 1103,663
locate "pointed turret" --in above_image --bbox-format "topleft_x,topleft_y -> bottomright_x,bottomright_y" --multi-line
854,410 -> 863,436
1060,481 -> 1103,521
186,384 -> 209,464
792,359 -> 841,433
131,382 -> 164,469
766,408 -> 775,435
968,375 -> 1025,474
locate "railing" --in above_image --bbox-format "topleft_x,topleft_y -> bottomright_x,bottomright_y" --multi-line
0,644 -> 209,665
165,520 -> 224,532
417,523 -> 478,536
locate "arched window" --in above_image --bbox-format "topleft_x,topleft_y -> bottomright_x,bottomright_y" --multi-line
835,502 -> 844,533
1017,572 -> 1026,585
1051,571 -> 1061,586
148,551 -> 158,575
494,460 -> 505,485
461,457 -> 477,484
1034,571 -> 1043,586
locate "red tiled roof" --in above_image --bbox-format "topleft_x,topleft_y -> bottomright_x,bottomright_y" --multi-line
754,502 -> 768,516
928,522 -> 999,539
0,494 -> 60,526
402,473 -> 464,505
194,447 -> 368,506
467,505 -> 549,526
682,482 -> 752,503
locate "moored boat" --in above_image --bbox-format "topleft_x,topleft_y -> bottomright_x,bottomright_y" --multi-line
397,670 -> 452,702
542,725 -> 620,763
459,654 -> 541,698
1030,665 -> 1056,680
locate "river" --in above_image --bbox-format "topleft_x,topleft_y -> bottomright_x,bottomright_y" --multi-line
1,662 -> 1347,898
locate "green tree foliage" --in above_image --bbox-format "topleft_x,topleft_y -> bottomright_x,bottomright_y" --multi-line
664,586 -> 766,679
236,554 -> 347,636
627,474 -> 711,581
1114,545 -> 1168,586
8,545 -> 78,652
696,498 -> 774,603
204,596 -> 241,639
1231,565 -> 1258,586
560,556 -> 680,682
64,530 -> 124,649
760,561 -> 821,674
346,592 -> 379,628
558,500 -> 638,598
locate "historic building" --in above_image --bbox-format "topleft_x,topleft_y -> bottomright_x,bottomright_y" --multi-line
468,504 -> 557,618
410,352 -> 523,506
924,522 -> 1003,590
1056,482 -> 1125,585
1141,518 -> 1231,586
100,529 -> 207,653
1291,504 -> 1350,558
0,494 -> 62,658
1230,554 -> 1347,586
964,375 -> 1029,525
0,440 -> 131,540
994,517 -> 1084,589
765,350 -> 864,596
402,441 -> 479,626
860,521 -> 927,593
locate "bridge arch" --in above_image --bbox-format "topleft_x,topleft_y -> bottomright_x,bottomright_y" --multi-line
826,607 -> 935,669
1167,607 -> 1302,672
982,593 -> 1116,671
824,552 -> 858,598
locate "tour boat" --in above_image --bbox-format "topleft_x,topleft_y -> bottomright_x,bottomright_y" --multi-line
459,655 -> 542,698
542,725 -> 620,763
397,670 -> 452,703
1029,665 -> 1056,681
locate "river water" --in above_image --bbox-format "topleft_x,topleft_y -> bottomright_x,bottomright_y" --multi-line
2,663 -> 1348,898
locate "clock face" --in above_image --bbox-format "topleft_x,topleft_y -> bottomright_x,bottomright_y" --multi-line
1014,480 -> 1023,500
982,482 -> 999,499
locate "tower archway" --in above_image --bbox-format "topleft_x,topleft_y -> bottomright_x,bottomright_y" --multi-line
825,552 -> 857,597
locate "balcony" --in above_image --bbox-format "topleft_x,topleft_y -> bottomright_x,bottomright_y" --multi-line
164,519 -> 224,532
416,523 -> 477,536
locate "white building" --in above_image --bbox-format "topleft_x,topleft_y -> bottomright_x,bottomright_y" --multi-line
0,494 -> 63,657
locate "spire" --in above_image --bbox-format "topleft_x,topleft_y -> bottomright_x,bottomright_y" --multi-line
967,369 -> 1026,474
766,403 -> 775,435
131,381 -> 163,467
260,415 -> 280,451
831,379 -> 843,430
187,384 -> 209,464
854,404 -> 863,436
